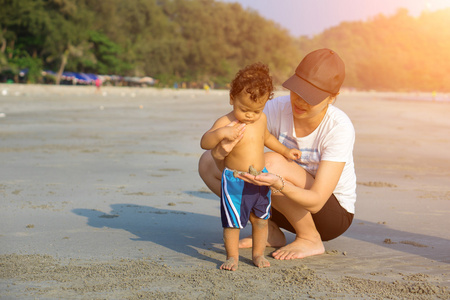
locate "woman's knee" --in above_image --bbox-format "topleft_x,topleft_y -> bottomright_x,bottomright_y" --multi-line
198,151 -> 212,178
199,151 -> 221,178
198,150 -> 222,196
264,152 -> 287,172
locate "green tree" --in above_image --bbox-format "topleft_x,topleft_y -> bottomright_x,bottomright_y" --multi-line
2,0 -> 450,91
43,0 -> 96,84
75,31 -> 131,75
0,0 -> 49,81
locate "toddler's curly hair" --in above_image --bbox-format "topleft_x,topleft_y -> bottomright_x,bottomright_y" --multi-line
230,62 -> 274,102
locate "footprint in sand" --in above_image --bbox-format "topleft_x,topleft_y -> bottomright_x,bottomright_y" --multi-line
357,181 -> 397,188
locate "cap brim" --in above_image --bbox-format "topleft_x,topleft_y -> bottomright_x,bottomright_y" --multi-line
282,74 -> 331,106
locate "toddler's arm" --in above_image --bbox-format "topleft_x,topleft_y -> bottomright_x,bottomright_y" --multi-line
264,130 -> 301,161
201,119 -> 245,150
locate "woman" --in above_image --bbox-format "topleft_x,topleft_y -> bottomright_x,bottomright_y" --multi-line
198,49 -> 356,260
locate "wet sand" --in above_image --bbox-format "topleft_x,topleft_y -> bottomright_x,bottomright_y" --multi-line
0,84 -> 449,299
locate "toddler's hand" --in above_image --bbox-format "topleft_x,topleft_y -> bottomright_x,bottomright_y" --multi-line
212,121 -> 246,162
285,148 -> 301,161
223,121 -> 245,141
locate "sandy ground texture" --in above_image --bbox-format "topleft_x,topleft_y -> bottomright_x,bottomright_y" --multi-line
0,84 -> 449,299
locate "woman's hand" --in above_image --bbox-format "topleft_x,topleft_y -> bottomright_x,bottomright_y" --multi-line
236,172 -> 284,191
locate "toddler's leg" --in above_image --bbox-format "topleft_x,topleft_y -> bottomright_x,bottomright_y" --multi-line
250,213 -> 270,268
221,227 -> 240,271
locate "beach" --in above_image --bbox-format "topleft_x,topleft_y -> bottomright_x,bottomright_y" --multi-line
0,84 -> 449,299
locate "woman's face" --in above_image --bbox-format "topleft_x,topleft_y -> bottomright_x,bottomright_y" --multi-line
290,91 -> 333,121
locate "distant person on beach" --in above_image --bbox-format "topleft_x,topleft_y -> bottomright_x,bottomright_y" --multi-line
200,63 -> 301,271
95,77 -> 102,93
203,83 -> 210,93
199,49 -> 356,261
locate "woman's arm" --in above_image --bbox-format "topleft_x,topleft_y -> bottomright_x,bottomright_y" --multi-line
238,160 -> 344,213
285,160 -> 344,213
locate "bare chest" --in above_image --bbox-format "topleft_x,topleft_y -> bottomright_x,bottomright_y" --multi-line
238,123 -> 265,147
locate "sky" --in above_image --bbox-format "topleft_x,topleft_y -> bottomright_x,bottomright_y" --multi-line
219,0 -> 450,37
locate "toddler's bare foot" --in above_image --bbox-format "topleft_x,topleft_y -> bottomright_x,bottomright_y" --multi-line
220,257 -> 239,271
253,255 -> 270,268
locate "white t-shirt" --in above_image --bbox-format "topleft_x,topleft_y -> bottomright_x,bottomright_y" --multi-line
264,95 -> 356,214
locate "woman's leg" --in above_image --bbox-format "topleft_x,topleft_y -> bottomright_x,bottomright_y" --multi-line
238,218 -> 286,248
270,195 -> 325,260
264,152 -> 325,260
198,150 -> 222,197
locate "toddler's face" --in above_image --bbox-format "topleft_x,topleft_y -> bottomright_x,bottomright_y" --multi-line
230,91 -> 268,124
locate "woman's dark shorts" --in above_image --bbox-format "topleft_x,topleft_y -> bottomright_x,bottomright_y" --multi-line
270,194 -> 354,241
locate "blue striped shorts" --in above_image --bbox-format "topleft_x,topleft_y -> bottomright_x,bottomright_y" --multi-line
220,167 -> 271,229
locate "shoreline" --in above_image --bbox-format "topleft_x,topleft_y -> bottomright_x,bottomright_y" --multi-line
1,83 -> 450,103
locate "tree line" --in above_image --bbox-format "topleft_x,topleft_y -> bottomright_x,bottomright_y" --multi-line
1,0 -> 449,91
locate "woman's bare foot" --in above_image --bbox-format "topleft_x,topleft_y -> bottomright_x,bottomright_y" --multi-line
238,221 -> 286,248
253,255 -> 270,268
220,257 -> 239,271
272,236 -> 325,260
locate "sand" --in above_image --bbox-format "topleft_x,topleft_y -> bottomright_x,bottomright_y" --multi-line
0,84 -> 449,299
